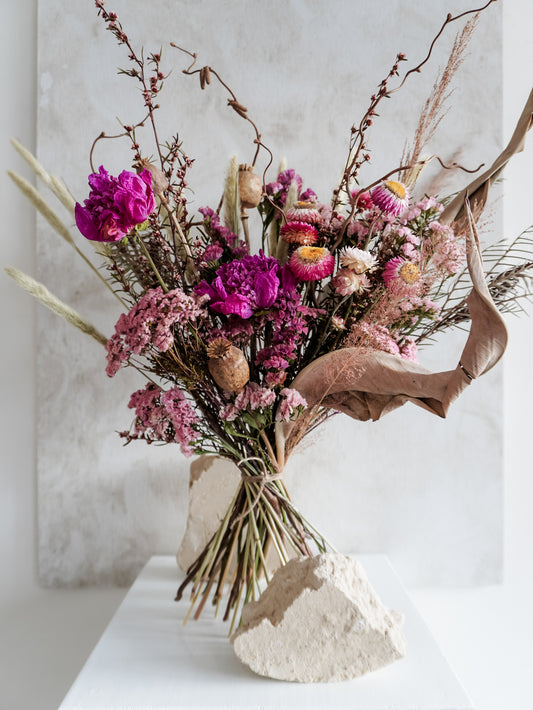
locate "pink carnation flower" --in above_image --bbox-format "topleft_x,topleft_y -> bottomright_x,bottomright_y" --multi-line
275,388 -> 308,422
221,382 -> 276,421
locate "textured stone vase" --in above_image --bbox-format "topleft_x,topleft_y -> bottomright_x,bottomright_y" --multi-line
177,455 -> 296,578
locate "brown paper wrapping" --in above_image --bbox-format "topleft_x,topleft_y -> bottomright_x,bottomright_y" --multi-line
277,90 -> 533,459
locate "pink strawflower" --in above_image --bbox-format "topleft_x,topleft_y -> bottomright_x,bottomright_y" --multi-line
75,166 -> 156,242
289,246 -> 335,281
280,221 -> 318,245
332,268 -> 370,296
286,200 -> 322,226
275,388 -> 308,422
382,257 -> 420,289
371,180 -> 410,216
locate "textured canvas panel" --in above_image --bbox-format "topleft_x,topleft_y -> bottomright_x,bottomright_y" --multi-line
37,0 -> 502,586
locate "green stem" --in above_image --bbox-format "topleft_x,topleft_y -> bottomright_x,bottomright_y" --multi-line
136,234 -> 169,292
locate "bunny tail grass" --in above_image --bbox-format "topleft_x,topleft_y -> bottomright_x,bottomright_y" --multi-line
10,138 -> 76,215
5,267 -> 108,346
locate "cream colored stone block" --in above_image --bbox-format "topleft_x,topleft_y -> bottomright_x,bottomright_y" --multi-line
231,553 -> 406,682
177,455 -> 240,572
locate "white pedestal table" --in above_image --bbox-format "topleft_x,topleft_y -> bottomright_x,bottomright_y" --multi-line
59,555 -> 473,710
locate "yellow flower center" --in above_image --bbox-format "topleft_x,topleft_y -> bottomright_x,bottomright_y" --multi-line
299,246 -> 327,263
398,261 -> 419,284
384,180 -> 407,199
295,200 -> 316,209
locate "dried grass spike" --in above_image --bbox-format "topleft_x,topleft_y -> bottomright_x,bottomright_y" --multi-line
136,157 -> 169,196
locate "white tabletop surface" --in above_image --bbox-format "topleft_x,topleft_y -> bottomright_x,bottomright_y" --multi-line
58,555 -> 473,710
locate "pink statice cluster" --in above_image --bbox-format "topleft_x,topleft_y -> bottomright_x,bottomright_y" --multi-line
348,320 -> 417,362
221,382 -> 276,421
275,388 -> 308,422
198,206 -> 248,258
265,169 -> 317,209
427,221 -> 465,274
350,321 -> 403,357
75,166 -> 156,242
105,286 -> 207,376
127,383 -> 199,456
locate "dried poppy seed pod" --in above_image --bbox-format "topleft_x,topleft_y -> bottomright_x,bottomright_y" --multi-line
238,164 -> 263,210
207,338 -> 249,393
136,157 -> 169,197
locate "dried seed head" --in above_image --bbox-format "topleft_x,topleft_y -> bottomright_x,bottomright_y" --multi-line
206,337 -> 232,359
136,157 -> 169,197
207,341 -> 250,393
238,164 -> 263,210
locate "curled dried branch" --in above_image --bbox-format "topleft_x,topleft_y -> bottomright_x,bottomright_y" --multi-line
441,89 -> 533,232
89,113 -> 151,173
390,0 -> 499,96
171,42 -> 267,169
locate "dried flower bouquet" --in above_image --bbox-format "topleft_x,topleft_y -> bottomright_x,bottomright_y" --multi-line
7,0 -> 533,630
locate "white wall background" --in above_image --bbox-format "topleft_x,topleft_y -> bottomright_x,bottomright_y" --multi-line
1,1 -> 532,709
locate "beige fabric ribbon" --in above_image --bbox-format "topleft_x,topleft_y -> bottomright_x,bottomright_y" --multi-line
276,90 -> 533,459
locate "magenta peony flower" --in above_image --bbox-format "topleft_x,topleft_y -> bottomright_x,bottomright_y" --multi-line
371,180 -> 409,217
288,246 -> 335,281
195,252 -> 281,318
75,166 -> 157,242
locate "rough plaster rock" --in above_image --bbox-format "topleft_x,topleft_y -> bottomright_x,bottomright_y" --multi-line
177,456 -> 240,572
231,553 -> 406,682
